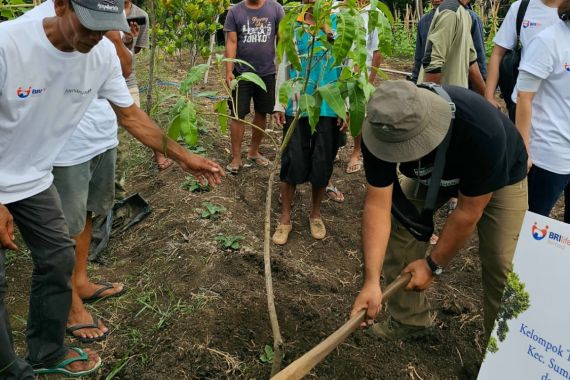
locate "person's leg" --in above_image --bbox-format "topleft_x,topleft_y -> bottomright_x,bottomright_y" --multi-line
477,178 -> 527,340
6,186 -> 74,366
228,79 -> 253,171
527,165 -> 570,217
0,249 -> 35,379
247,111 -> 268,164
346,134 -> 362,173
279,183 -> 296,226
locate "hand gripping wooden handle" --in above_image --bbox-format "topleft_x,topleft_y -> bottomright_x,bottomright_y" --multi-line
271,272 -> 412,380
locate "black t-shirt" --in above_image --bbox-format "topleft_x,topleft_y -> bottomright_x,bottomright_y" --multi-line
363,85 -> 528,197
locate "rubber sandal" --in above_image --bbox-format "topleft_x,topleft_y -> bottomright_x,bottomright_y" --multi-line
309,218 -> 326,240
82,281 -> 126,304
244,155 -> 269,167
345,159 -> 362,174
226,163 -> 240,175
66,316 -> 109,344
33,347 -> 102,378
325,185 -> 345,203
272,224 -> 292,245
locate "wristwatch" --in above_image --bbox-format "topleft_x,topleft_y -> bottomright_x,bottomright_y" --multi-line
426,255 -> 444,276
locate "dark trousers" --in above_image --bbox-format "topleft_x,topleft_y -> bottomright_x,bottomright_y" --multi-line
0,185 -> 75,379
528,165 -> 570,222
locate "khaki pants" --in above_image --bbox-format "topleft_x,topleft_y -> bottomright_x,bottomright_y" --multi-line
383,177 -> 527,336
115,87 -> 140,199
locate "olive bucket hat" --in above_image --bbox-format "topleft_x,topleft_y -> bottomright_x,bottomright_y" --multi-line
361,80 -> 453,163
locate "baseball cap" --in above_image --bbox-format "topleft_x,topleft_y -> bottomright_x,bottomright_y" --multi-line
362,80 -> 452,163
71,0 -> 131,33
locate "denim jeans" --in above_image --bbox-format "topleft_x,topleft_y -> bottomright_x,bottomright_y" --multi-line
0,185 -> 75,379
528,165 -> 570,221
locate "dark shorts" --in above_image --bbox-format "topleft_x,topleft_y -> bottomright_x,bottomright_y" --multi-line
228,72 -> 276,119
280,116 -> 340,188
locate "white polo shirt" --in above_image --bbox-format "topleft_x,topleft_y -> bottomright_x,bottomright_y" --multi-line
0,19 -> 133,204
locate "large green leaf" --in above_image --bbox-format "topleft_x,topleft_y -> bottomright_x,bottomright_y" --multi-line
307,92 -> 322,133
298,93 -> 316,114
277,11 -> 301,70
238,72 -> 267,92
214,100 -> 229,134
278,79 -> 294,105
221,57 -> 255,71
318,85 -> 346,121
179,101 -> 198,147
348,81 -> 366,137
332,12 -> 357,66
180,64 -> 209,93
312,0 -> 331,33
168,114 -> 182,141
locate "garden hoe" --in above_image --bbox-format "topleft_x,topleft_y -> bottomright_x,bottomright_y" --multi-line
271,272 -> 412,380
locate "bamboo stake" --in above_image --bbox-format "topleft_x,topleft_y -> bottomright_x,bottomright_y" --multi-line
271,273 -> 412,380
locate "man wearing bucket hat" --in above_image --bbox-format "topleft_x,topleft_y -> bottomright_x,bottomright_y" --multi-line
0,0 -> 223,378
350,80 -> 528,341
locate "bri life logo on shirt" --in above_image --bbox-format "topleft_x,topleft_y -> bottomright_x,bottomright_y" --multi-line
16,86 -> 47,99
522,20 -> 541,28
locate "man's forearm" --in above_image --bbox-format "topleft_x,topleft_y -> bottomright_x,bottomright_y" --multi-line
106,31 -> 133,78
430,204 -> 483,267
225,41 -> 237,75
362,187 -> 392,285
368,51 -> 382,83
485,46 -> 507,100
515,95 -> 533,153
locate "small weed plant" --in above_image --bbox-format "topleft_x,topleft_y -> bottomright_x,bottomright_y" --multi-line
259,345 -> 275,364
214,234 -> 244,251
196,202 -> 226,219
181,176 -> 211,193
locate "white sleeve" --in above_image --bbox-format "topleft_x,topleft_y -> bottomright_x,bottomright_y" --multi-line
516,70 -> 542,92
273,52 -> 289,113
98,52 -> 134,108
369,29 -> 380,52
493,1 -> 520,50
519,35 -> 554,79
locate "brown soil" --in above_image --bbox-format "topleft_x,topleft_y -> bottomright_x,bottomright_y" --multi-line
6,56 -> 553,380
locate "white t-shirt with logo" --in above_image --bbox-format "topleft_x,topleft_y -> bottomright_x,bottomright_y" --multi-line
0,19 -> 134,204
493,0 -> 560,102
19,0 -> 122,167
519,21 -> 570,175
361,5 -> 380,69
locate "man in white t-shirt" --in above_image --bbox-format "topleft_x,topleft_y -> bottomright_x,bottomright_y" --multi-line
0,0 -> 223,378
484,0 -> 562,116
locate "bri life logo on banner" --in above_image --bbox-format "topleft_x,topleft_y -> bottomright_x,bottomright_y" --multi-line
532,222 -> 570,249
564,63 -> 570,73
16,86 -> 47,99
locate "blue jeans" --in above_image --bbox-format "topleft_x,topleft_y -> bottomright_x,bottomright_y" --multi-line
528,165 -> 570,221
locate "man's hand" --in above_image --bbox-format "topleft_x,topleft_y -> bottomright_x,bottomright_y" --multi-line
0,204 -> 17,251
338,117 -> 348,133
403,259 -> 434,291
350,282 -> 382,328
527,157 -> 533,173
179,154 -> 225,186
273,111 -> 285,128
485,95 -> 502,111
226,72 -> 235,91
129,21 -> 140,38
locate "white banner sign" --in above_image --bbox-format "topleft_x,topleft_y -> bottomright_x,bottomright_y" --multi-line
478,212 -> 570,380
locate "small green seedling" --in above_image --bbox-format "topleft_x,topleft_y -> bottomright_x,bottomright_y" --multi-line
196,202 -> 226,219
214,234 -> 244,250
259,345 -> 274,364
181,176 -> 210,193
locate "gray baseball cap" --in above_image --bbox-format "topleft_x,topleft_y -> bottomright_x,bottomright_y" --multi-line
362,80 -> 452,163
71,0 -> 130,33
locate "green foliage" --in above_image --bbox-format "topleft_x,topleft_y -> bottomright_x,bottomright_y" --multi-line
487,336 -> 499,354
0,0 -> 30,20
495,271 -> 531,343
214,234 -> 244,251
386,21 -> 416,59
153,0 -> 229,63
276,0 -> 393,137
259,345 -> 275,364
180,176 -> 211,193
196,202 -> 226,219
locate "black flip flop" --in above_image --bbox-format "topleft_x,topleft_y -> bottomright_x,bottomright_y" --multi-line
82,281 -> 126,304
66,316 -> 109,344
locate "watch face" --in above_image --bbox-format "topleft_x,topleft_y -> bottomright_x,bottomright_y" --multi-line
435,267 -> 443,276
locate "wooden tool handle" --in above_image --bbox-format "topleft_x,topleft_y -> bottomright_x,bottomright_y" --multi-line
271,272 -> 412,380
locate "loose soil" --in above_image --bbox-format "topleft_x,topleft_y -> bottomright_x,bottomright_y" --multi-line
7,56 -> 557,380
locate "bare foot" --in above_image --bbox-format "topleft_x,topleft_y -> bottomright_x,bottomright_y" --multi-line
65,348 -> 100,373
77,281 -> 124,301
67,307 -> 108,341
